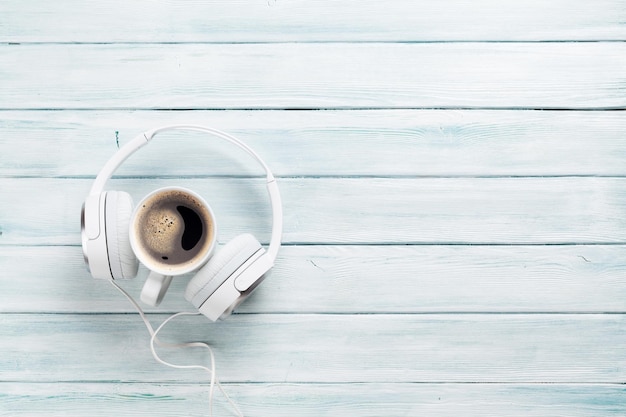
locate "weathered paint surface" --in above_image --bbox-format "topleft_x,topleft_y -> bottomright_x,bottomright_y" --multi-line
1,1 -> 625,415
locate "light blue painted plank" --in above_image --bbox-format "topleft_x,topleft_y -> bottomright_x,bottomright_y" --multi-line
2,43 -> 625,109
2,245 -> 626,314
0,314 -> 624,383
2,0 -> 625,42
2,110 -> 626,177
2,177 -> 626,245
1,382 -> 624,417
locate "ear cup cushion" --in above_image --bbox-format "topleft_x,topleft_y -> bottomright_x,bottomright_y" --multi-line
105,191 -> 139,280
185,233 -> 262,308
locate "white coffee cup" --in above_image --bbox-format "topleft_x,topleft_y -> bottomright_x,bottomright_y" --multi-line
129,186 -> 217,306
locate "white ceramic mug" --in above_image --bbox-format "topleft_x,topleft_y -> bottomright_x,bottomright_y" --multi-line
129,186 -> 217,305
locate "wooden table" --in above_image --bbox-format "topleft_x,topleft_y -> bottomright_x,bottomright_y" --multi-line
1,1 -> 625,415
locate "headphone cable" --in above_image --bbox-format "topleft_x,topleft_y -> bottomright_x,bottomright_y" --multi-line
109,280 -> 244,417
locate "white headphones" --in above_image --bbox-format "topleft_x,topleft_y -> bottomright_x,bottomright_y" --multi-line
81,125 -> 283,321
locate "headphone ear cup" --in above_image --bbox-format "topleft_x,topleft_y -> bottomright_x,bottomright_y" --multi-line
105,191 -> 139,280
185,233 -> 262,309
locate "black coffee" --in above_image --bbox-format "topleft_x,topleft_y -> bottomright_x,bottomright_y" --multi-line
176,205 -> 203,251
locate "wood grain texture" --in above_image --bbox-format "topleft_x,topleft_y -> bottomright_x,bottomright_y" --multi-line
1,314 -> 624,383
2,0 -> 625,415
2,177 -> 626,245
1,382 -> 624,417
3,110 -> 626,177
2,43 -> 625,110
2,0 -> 625,42
2,245 -> 626,314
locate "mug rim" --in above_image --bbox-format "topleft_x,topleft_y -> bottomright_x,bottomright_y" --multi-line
129,186 -> 217,276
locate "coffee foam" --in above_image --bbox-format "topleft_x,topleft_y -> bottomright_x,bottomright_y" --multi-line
142,205 -> 186,257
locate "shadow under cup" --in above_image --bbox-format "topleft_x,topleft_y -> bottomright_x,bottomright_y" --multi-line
130,187 -> 216,275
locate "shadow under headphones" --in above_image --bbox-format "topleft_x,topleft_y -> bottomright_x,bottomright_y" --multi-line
81,125 -> 283,321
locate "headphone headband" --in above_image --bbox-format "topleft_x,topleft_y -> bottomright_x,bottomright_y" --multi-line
90,125 -> 283,262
